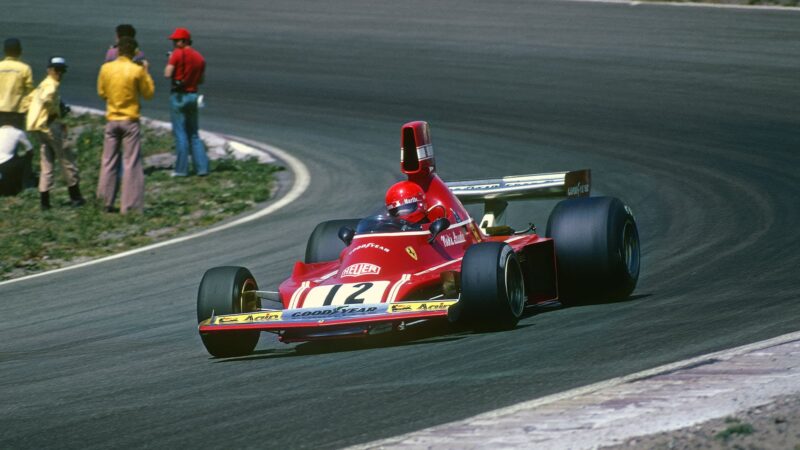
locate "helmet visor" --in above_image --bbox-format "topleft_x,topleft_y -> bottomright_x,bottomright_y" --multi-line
388,201 -> 420,219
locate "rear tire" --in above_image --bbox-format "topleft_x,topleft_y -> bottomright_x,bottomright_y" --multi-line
453,242 -> 525,331
304,219 -> 361,263
197,266 -> 261,357
546,196 -> 640,305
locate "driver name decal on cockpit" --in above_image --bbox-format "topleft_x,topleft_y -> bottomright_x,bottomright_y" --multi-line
440,230 -> 466,247
341,263 -> 381,277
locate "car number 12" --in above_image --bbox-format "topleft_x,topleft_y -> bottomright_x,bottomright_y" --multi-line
302,281 -> 391,308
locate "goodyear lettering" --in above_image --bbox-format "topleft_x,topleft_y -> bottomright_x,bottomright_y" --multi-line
348,242 -> 391,255
291,305 -> 379,318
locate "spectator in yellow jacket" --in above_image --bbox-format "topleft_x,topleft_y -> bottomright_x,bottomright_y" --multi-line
96,36 -> 154,214
27,56 -> 85,210
0,38 -> 33,129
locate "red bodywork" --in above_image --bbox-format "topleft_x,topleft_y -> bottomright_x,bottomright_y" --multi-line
199,121 -> 559,341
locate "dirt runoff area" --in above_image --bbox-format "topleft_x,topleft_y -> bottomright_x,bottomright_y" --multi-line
603,394 -> 800,449
640,0 -> 800,5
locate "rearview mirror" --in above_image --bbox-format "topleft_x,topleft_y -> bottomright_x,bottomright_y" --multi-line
428,217 -> 451,244
338,226 -> 355,246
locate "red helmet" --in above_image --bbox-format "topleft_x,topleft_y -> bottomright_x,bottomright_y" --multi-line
168,27 -> 191,41
385,181 -> 426,223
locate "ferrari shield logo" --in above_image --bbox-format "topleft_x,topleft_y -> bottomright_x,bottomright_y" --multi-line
405,246 -> 418,260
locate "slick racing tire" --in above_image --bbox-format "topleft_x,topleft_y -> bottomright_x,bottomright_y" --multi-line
546,196 -> 640,306
197,266 -> 261,358
304,219 -> 361,263
453,242 -> 526,331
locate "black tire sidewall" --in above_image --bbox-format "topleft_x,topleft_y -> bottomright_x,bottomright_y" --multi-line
304,219 -> 361,263
458,242 -> 523,329
197,266 -> 260,357
197,266 -> 259,322
546,197 -> 640,303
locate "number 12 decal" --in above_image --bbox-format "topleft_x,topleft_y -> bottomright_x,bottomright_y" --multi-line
302,281 -> 391,308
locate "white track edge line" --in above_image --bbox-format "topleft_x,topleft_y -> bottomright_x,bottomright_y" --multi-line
0,121 -> 309,288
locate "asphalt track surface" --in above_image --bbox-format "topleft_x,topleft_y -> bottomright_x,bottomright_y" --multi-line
1,1 -> 799,448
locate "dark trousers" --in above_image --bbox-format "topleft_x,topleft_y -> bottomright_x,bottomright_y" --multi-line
0,153 -> 24,196
0,112 -> 25,129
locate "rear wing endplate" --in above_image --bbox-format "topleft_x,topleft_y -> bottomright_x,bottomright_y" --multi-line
446,169 -> 591,228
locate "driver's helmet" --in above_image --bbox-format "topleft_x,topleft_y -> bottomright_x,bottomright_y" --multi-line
385,181 -> 426,223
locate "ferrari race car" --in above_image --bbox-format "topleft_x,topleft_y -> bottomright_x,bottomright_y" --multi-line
196,121 -> 641,357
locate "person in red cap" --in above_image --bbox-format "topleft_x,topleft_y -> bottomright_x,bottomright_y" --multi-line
163,27 -> 209,177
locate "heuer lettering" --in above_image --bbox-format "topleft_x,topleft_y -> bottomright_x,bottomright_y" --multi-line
341,263 -> 381,278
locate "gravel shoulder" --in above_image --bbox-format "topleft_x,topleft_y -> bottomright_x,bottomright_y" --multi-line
604,395 -> 800,449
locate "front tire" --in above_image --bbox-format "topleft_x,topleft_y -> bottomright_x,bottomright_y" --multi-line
304,219 -> 361,263
197,266 -> 261,357
453,242 -> 526,331
546,196 -> 640,305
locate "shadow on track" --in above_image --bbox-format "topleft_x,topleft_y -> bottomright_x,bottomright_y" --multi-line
212,320 -> 472,363
211,295 -> 649,363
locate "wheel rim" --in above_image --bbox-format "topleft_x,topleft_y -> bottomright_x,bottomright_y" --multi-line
504,255 -> 525,317
239,278 -> 258,313
621,221 -> 640,277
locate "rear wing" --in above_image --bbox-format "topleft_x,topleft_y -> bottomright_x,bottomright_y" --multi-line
446,169 -> 591,228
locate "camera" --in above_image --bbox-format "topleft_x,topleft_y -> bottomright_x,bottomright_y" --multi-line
171,79 -> 186,93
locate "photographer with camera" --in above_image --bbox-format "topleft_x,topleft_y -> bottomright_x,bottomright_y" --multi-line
163,27 -> 208,177
27,56 -> 85,210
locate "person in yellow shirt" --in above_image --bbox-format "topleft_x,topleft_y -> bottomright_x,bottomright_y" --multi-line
27,56 -> 85,210
96,36 -> 154,214
0,38 -> 33,129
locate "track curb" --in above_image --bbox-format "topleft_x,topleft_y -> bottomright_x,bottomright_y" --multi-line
355,330 -> 800,449
564,0 -> 800,11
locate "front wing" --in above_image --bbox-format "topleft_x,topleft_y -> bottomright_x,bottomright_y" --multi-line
198,300 -> 458,334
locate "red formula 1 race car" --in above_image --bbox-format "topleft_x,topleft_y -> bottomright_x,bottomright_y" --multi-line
196,121 -> 641,357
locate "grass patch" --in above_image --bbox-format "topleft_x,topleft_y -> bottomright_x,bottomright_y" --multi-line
0,113 -> 282,280
715,417 -> 755,440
